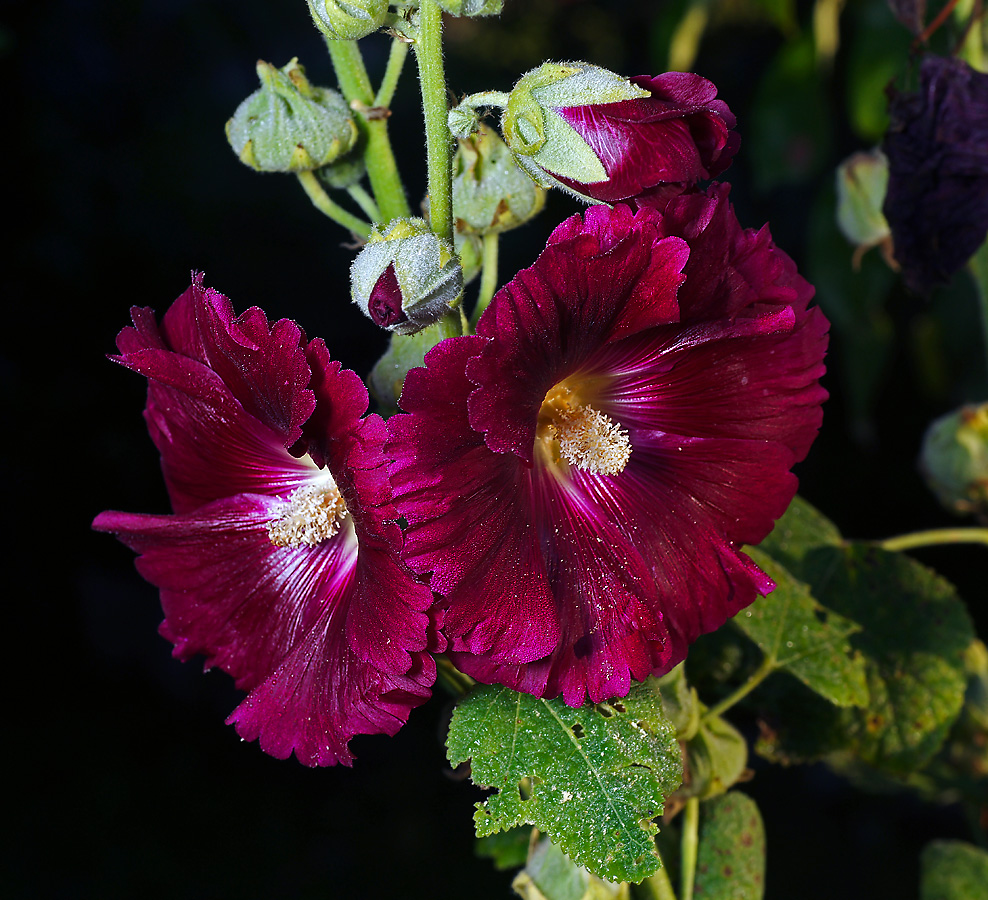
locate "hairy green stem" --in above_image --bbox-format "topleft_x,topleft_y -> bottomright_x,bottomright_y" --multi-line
472,231 -> 500,325
326,38 -> 410,222
347,184 -> 381,222
702,656 -> 776,723
296,171 -> 372,238
641,860 -> 679,900
877,527 -> 988,552
375,37 -> 409,108
414,0 -> 453,242
680,798 -> 700,900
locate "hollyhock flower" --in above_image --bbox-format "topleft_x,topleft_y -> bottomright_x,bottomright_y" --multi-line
501,62 -> 739,208
388,188 -> 828,706
883,55 -> 988,293
93,277 -> 436,766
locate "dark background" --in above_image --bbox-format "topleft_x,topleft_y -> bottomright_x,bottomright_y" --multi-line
5,0 -> 984,897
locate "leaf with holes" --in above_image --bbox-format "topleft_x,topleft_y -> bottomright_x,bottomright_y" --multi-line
446,680 -> 682,883
693,792 -> 766,900
735,549 -> 868,708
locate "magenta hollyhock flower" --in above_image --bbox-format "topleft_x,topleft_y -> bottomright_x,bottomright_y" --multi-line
93,277 -> 436,766
503,65 -> 739,208
387,188 -> 828,706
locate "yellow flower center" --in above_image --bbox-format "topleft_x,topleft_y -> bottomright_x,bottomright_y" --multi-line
536,382 -> 631,476
267,477 -> 349,548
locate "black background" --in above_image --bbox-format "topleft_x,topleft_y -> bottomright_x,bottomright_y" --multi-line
5,1 -> 984,897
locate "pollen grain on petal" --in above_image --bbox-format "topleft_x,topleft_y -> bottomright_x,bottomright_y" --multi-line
268,478 -> 349,548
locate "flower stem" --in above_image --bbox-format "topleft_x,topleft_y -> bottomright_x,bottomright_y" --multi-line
969,240 -> 988,379
296,171 -> 372,238
680,797 -> 700,900
347,183 -> 382,222
375,36 -> 409,109
641,860 -> 679,900
414,0 -> 453,243
701,656 -> 776,723
471,231 -> 500,325
877,527 -> 988,552
325,38 -> 410,222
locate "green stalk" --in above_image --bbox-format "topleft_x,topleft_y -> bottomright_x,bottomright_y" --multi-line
680,798 -> 700,900
326,38 -> 410,222
701,656 -> 775,723
347,183 -> 381,222
375,37 -> 409,108
969,241 -> 988,379
296,171 -> 372,238
877,527 -> 988,552
414,0 -> 453,242
641,861 -> 679,900
471,231 -> 500,325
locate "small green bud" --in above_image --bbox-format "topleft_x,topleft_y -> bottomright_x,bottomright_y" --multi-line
437,0 -> 504,16
919,402 -> 988,518
453,124 -> 546,236
225,59 -> 357,173
369,319 -> 458,414
836,149 -> 895,268
316,143 -> 367,190
351,218 -> 463,335
306,0 -> 388,41
502,62 -> 648,187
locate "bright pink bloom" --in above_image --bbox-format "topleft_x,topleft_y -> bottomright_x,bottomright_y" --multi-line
93,277 -> 436,766
552,72 -> 739,206
387,189 -> 828,706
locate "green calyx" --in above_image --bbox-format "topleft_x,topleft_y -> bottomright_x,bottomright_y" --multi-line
306,0 -> 388,41
437,0 -> 504,16
226,59 -> 358,173
452,124 -> 546,235
920,402 -> 988,518
836,149 -> 891,255
502,62 -> 648,187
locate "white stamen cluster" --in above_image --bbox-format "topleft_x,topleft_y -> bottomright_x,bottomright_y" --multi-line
267,479 -> 349,548
553,404 -> 632,475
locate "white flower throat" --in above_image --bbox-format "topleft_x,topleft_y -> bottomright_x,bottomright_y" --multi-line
537,382 -> 631,476
267,475 -> 349,548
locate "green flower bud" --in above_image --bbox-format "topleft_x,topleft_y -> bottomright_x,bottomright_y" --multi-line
316,142 -> 367,190
502,62 -> 648,187
919,403 -> 988,518
455,231 -> 483,286
306,0 -> 388,41
225,59 -> 357,173
369,319 -> 459,414
513,839 -> 629,900
453,123 -> 546,236
437,0 -> 504,16
351,218 -> 463,335
836,149 -> 895,268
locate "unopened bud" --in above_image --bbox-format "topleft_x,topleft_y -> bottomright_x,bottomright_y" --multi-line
836,149 -> 894,269
351,218 -> 463,334
226,59 -> 357,173
306,0 -> 388,41
920,403 -> 988,518
437,0 -> 504,16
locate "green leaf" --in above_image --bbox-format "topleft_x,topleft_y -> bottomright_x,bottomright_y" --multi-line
737,549 -> 868,708
693,792 -> 766,900
677,714 -> 749,803
920,840 -> 988,900
447,681 -> 682,883
476,827 -> 533,871
757,495 -> 842,574
512,839 -> 630,900
800,543 -> 974,774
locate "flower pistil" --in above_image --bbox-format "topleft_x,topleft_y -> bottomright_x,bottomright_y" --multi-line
267,474 -> 350,548
537,383 -> 631,476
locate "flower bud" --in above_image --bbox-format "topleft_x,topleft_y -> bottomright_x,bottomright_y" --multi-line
306,0 -> 388,41
501,62 -> 738,207
226,59 -> 357,173
351,218 -> 463,334
919,403 -> 988,518
453,124 -> 546,235
437,0 -> 504,15
836,150 -> 890,248
316,143 -> 367,190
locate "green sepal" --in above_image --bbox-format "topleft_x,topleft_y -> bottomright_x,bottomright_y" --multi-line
225,59 -> 357,173
835,149 -> 891,250
674,712 -> 748,803
306,0 -> 388,41
446,680 -> 682,884
368,317 -> 460,414
437,0 -> 504,16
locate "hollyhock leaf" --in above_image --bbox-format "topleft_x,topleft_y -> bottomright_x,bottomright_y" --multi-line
674,712 -> 748,803
475,827 -> 534,872
446,680 -> 682,883
753,674 -> 849,765
512,839 -> 630,900
693,792 -> 766,900
756,494 -> 842,575
801,544 -> 973,774
735,549 -> 868,709
920,840 -> 988,900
